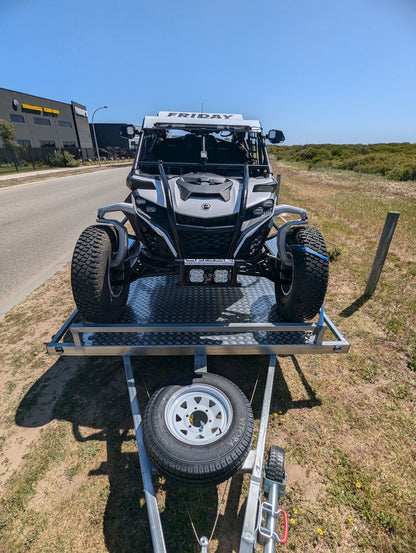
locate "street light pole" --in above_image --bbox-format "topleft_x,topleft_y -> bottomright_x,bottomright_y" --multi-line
91,105 -> 108,167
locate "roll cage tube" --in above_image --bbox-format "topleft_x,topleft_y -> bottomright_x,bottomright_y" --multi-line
157,161 -> 183,258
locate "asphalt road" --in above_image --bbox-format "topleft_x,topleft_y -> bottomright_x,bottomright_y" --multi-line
0,167 -> 131,318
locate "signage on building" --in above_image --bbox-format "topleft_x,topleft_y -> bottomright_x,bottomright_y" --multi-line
22,103 -> 42,112
74,106 -> 88,118
44,107 -> 60,115
20,103 -> 59,116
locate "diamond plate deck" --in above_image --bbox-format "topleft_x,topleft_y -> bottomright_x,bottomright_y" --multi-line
82,275 -> 307,348
48,275 -> 350,355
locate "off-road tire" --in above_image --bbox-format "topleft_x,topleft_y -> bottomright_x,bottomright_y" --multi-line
143,372 -> 254,486
265,445 -> 285,483
275,226 -> 329,322
71,224 -> 129,323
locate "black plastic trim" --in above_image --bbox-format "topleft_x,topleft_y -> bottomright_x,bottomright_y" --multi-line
227,164 -> 248,256
158,162 -> 183,258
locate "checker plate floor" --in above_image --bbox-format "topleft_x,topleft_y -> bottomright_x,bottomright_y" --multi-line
81,275 -> 312,348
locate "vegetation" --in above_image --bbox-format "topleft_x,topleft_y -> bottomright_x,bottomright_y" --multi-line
0,118 -> 18,147
47,149 -> 80,168
268,142 -> 416,181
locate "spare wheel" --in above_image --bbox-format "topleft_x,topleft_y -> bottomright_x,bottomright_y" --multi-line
143,372 -> 254,486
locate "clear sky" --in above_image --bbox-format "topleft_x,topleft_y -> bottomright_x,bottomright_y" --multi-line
1,0 -> 415,144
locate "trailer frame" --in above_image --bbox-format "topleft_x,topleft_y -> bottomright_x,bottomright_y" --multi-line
47,275 -> 349,552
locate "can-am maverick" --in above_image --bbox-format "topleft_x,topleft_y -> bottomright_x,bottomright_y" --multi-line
71,111 -> 329,324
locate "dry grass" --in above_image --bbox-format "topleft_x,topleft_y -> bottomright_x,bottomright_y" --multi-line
268,162 -> 416,552
0,163 -> 415,552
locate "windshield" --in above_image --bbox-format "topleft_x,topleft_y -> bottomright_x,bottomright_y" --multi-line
137,128 -> 268,169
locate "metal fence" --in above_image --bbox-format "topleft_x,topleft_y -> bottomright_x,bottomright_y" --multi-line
0,145 -> 136,173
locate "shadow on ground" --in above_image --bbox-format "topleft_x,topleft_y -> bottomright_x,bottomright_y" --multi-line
16,352 -> 320,552
339,293 -> 370,318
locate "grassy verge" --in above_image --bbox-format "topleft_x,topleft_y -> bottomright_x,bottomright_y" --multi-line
0,163 -> 415,552
268,143 -> 416,181
268,162 -> 415,552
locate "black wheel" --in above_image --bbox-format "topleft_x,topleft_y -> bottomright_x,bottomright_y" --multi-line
275,226 -> 329,322
265,445 -> 285,483
71,224 -> 130,323
143,372 -> 254,486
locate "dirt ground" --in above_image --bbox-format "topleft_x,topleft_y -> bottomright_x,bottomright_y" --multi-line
0,163 -> 415,552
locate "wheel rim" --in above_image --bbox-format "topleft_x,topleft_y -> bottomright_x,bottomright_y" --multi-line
165,383 -> 233,445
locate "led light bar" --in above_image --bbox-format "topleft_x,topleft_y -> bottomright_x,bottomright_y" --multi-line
189,268 -> 205,283
213,269 -> 230,283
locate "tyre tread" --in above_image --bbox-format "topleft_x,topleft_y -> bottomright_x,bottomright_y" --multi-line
71,225 -> 129,323
265,445 -> 285,483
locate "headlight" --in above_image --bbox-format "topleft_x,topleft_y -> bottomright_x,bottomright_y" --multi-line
252,206 -> 264,216
251,200 -> 274,217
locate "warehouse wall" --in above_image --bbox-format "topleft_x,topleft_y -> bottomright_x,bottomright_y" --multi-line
0,87 -> 93,150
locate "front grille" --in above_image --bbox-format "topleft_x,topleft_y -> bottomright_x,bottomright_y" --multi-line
176,214 -> 237,227
179,229 -> 234,258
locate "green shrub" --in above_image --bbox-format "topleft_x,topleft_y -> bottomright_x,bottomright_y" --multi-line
294,147 -> 325,162
48,149 -> 80,168
387,164 -> 416,181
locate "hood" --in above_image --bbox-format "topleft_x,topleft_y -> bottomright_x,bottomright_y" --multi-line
169,172 -> 242,218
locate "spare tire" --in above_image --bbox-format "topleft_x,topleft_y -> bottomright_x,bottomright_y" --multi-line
275,226 -> 329,322
143,372 -> 254,486
71,224 -> 130,323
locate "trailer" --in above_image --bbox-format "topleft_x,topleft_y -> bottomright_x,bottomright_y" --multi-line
47,274 -> 349,552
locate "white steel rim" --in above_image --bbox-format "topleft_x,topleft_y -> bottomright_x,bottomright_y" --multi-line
165,383 -> 233,445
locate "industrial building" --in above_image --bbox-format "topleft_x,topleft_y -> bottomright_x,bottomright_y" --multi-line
0,87 -> 93,153
90,123 -> 141,155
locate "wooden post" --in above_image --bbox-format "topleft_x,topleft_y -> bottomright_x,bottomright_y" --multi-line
365,211 -> 400,296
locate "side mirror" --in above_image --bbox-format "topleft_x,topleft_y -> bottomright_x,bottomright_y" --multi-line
121,125 -> 139,139
267,130 -> 285,144
125,125 -> 136,138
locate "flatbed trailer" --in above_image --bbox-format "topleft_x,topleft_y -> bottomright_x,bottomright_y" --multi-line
47,274 -> 349,552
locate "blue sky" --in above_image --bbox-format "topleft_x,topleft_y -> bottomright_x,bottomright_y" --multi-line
1,0 -> 415,144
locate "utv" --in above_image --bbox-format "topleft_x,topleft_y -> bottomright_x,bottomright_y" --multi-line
71,111 -> 329,324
